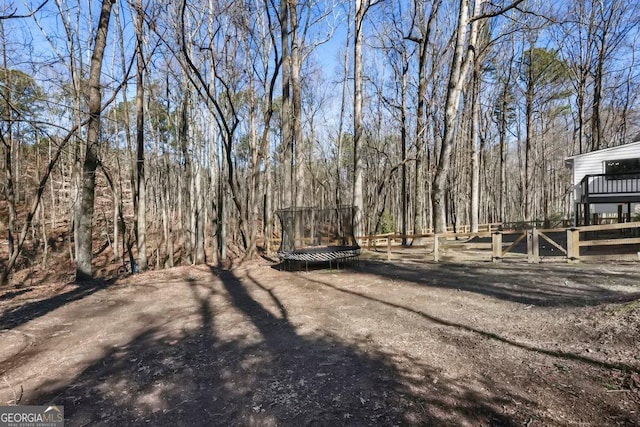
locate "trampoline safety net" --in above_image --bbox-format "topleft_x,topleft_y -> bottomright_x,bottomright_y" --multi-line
275,206 -> 361,263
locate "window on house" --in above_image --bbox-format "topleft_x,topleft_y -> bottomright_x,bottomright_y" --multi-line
605,158 -> 640,179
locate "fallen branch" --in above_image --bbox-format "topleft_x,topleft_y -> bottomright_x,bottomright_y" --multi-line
2,376 -> 23,405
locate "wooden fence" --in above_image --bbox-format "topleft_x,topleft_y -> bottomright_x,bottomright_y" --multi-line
269,223 -> 501,251
267,221 -> 640,263
358,221 -> 640,263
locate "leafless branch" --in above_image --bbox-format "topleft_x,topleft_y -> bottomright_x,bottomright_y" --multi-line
0,0 -> 48,20
469,0 -> 526,22
3,375 -> 23,404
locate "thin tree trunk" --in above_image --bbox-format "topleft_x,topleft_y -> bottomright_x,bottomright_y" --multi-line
498,67 -> 511,223
135,0 -> 147,271
353,0 -> 367,239
219,157 -> 226,262
524,45 -> 534,222
335,2 -> 352,208
76,0 -> 114,281
412,0 -> 440,238
591,50 -> 603,150
1,32 -> 16,260
433,0 -> 481,233
400,64 -> 407,243
162,147 -> 174,267
290,0 -> 304,209
264,153 -> 273,254
281,0 -> 292,208
195,155 -> 205,264
470,65 -> 480,232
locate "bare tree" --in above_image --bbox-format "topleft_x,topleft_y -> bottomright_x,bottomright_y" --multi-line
432,0 -> 482,233
76,0 -> 115,280
432,0 -> 524,233
353,0 -> 380,238
134,0 -> 147,270
408,0 -> 442,237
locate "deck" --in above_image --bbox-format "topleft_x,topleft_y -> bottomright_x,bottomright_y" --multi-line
578,172 -> 640,204
576,172 -> 640,225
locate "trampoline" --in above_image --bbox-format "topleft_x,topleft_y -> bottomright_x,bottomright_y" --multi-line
275,206 -> 361,269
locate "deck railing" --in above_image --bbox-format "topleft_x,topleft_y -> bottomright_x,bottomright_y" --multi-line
579,172 -> 640,201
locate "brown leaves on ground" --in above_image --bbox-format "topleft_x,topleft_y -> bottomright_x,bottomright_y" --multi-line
1,259 -> 639,425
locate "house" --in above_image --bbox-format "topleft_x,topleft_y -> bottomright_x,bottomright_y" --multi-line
565,140 -> 640,226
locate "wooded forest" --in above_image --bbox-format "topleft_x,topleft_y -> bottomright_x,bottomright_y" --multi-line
1,0 -> 639,282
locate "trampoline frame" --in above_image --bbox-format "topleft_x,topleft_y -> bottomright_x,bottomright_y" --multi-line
275,206 -> 361,269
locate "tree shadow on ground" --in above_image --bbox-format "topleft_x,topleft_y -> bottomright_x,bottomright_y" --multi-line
29,267 -> 528,426
0,289 -> 30,301
0,279 -> 116,330
353,259 -> 640,308
297,270 -> 640,376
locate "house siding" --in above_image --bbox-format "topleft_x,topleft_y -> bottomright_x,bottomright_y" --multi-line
568,142 -> 640,218
572,142 -> 640,184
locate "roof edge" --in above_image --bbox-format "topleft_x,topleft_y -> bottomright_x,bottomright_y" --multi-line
565,140 -> 640,161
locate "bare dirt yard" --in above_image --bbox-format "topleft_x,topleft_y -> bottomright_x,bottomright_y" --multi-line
1,257 -> 639,426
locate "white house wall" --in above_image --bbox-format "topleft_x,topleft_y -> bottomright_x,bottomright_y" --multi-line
572,142 -> 640,184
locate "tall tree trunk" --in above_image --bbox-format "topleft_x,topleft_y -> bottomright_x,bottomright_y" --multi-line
591,50 -> 604,151
432,0 -> 481,233
135,0 -> 147,271
264,153 -> 273,254
498,64 -> 512,223
1,136 -> 16,260
76,0 -> 114,281
113,187 -> 120,261
218,156 -> 226,262
353,0 -> 366,239
576,75 -> 586,154
400,62 -> 407,244
280,0 -> 292,208
470,65 -> 480,232
245,52 -> 260,261
194,156 -> 205,264
0,31 -> 16,260
207,118 -> 218,264
163,127 -> 175,268
412,0 -> 440,237
335,2 -> 352,208
290,0 -> 304,209
524,45 -> 534,222
179,88 -> 192,262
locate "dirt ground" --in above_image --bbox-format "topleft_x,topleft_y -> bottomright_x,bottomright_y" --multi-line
1,256 -> 639,426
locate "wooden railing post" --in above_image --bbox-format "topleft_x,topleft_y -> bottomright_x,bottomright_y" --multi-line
567,227 -> 580,263
527,228 -> 540,263
433,234 -> 440,262
386,235 -> 391,261
492,231 -> 502,262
